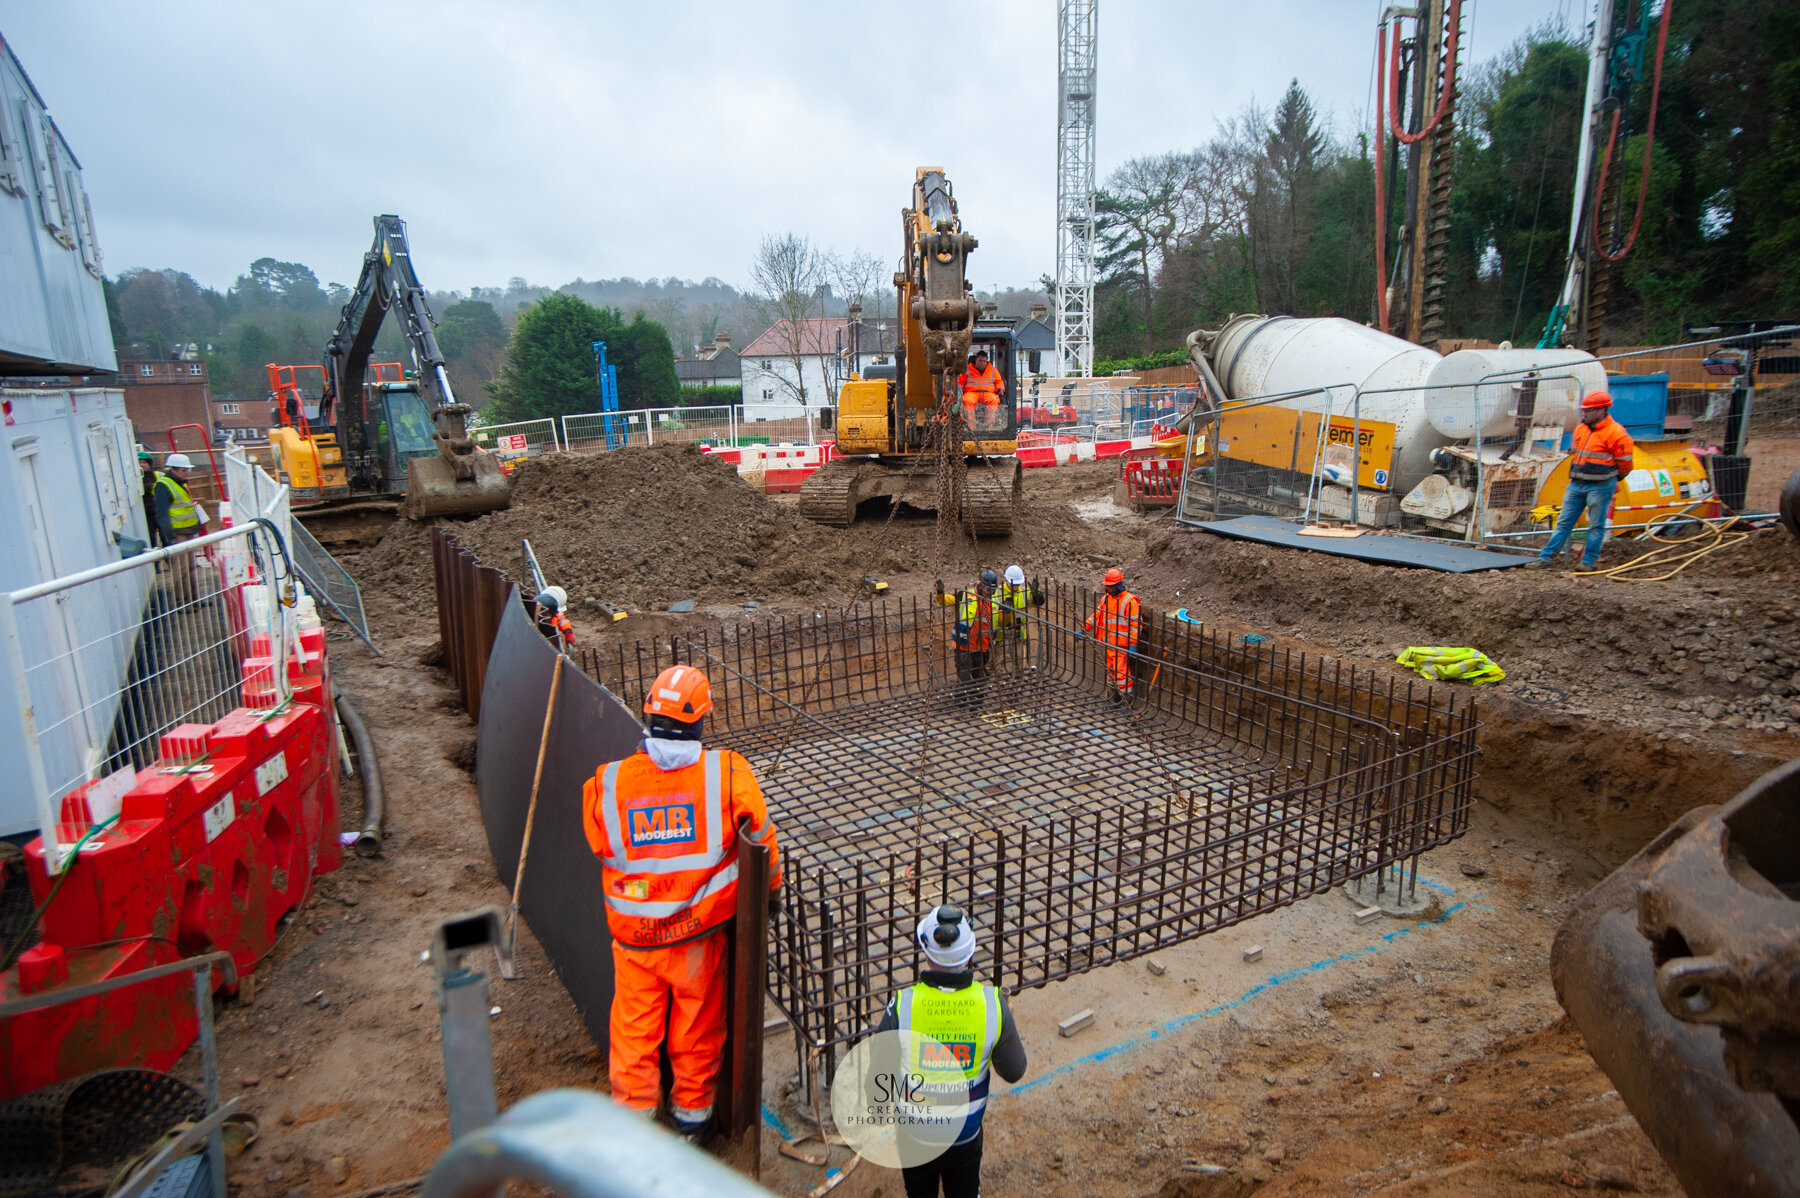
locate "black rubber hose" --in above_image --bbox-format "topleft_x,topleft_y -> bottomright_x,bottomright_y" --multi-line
335,691 -> 385,858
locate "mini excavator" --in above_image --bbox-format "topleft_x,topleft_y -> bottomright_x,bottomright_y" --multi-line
267,215 -> 509,544
799,168 -> 1021,535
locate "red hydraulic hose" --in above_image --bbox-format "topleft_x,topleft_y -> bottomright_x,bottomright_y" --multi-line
1374,20 -> 1391,332
1590,0 -> 1674,264
1385,0 -> 1464,147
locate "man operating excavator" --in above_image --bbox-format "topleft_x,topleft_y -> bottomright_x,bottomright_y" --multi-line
957,349 -> 1004,432
581,665 -> 781,1142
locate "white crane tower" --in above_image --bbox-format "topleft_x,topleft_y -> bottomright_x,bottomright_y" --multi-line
1055,0 -> 1097,377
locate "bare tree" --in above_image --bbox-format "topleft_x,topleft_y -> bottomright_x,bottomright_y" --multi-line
749,233 -> 828,405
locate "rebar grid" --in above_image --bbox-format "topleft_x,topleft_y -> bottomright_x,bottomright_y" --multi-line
577,583 -> 1478,1067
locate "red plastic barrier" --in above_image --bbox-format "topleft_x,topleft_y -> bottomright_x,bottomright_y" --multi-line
1017,447 -> 1058,468
1121,455 -> 1186,508
764,465 -> 819,493
0,631 -> 341,1099
1095,439 -> 1133,459
705,448 -> 743,466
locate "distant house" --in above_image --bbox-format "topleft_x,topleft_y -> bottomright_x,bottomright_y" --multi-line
675,332 -> 740,390
739,314 -> 897,418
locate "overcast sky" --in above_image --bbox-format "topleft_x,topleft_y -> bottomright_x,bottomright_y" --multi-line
6,0 -> 1584,296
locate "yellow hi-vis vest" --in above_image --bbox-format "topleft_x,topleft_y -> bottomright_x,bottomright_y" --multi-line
898,980 -> 1003,1146
997,583 -> 1032,641
1396,646 -> 1506,686
154,472 -> 199,531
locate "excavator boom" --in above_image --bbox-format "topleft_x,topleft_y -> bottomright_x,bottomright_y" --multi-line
323,215 -> 509,520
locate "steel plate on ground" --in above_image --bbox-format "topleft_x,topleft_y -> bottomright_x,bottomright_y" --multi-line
1181,514 -> 1532,572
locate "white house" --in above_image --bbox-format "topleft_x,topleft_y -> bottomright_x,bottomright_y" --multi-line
738,316 -> 896,421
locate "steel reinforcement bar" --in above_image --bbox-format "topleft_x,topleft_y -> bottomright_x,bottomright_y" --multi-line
577,583 -> 1479,1075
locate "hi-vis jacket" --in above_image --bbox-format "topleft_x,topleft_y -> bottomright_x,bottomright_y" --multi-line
582,748 -> 780,948
1567,416 -> 1635,483
958,361 -> 1003,402
1084,590 -> 1141,649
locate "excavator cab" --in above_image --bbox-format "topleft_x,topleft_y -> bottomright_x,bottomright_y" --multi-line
367,378 -> 440,491
964,325 -> 1019,440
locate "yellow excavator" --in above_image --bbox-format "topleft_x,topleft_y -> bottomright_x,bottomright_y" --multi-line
268,215 -> 509,545
799,168 -> 1021,535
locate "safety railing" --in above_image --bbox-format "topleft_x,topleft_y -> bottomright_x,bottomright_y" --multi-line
471,418 -> 562,456
0,519 -> 294,873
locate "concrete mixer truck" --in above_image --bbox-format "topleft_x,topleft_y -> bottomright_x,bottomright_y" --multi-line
1185,315 -> 1718,540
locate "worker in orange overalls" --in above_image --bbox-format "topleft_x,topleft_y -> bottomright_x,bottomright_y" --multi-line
581,664 -> 781,1141
937,571 -> 997,709
1084,567 -> 1141,700
958,350 -> 1004,433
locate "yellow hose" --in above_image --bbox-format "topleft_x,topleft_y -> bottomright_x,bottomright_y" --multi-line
1573,513 -> 1754,582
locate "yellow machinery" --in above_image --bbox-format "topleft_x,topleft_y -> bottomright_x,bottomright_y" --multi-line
800,168 -> 1020,535
266,216 -> 508,546
1535,438 -> 1721,531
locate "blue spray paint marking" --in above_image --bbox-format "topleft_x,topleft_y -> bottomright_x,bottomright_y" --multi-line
762,1103 -> 793,1139
1006,902 -> 1468,1097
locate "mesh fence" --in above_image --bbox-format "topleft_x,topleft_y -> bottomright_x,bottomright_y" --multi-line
471,418 -> 561,458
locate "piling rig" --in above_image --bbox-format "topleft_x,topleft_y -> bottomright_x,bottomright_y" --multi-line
800,168 -> 1021,536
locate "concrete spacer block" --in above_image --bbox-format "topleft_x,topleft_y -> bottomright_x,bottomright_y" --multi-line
1242,945 -> 1263,963
1059,1009 -> 1096,1038
1354,906 -> 1383,925
1145,956 -> 1168,976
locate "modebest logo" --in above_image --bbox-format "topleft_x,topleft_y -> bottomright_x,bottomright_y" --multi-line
830,1029 -> 973,1168
628,802 -> 696,847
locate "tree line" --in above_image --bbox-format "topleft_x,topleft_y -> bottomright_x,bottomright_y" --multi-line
1091,3 -> 1800,360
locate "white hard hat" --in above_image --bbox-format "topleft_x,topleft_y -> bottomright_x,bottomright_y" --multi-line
1004,565 -> 1025,587
916,905 -> 976,969
538,585 -> 568,609
165,453 -> 194,470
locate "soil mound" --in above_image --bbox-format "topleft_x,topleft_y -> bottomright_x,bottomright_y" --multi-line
355,444 -> 834,609
1134,523 -> 1800,734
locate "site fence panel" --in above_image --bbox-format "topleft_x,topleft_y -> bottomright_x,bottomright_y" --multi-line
223,446 -> 290,548
471,418 -> 561,457
733,405 -> 819,446
0,522 -> 292,872
639,405 -> 734,447
577,581 -> 1478,1075
562,410 -> 653,452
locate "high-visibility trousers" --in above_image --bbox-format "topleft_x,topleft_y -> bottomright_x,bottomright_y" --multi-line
609,929 -> 727,1122
1105,646 -> 1133,693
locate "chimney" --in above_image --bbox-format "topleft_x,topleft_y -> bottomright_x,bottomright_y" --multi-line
714,331 -> 732,351
982,301 -> 999,318
1030,303 -> 1047,322
847,301 -> 863,322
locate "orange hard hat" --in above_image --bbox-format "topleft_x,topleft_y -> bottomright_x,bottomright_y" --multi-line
643,664 -> 713,723
1104,567 -> 1124,586
1581,390 -> 1611,409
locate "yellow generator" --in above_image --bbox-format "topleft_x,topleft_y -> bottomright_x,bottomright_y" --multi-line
1535,438 -> 1720,531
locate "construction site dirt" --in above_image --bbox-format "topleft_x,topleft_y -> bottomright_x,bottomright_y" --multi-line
174,442 -> 1798,1198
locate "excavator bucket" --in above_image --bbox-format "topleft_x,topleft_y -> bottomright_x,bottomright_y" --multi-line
405,452 -> 511,520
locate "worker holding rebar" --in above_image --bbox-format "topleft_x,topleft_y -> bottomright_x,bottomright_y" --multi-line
995,565 -> 1043,671
936,572 -> 997,704
1530,390 -> 1636,572
868,903 -> 1027,1198
581,665 -> 782,1143
1084,567 -> 1141,699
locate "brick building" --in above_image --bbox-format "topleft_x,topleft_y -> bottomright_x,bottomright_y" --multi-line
119,359 -> 269,450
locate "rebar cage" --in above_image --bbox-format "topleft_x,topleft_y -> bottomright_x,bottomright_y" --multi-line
578,583 -> 1478,1070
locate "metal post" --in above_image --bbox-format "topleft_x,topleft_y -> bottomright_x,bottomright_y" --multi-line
1471,385 -> 1486,543
729,404 -> 737,448
430,909 -> 511,1142
193,960 -> 227,1198
644,411 -> 653,447
0,593 -> 59,872
1350,386 -> 1362,527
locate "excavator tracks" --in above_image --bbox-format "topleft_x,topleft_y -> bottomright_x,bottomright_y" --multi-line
963,460 -> 1021,537
798,461 -> 859,527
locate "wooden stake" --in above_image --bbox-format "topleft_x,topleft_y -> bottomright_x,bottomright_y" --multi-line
504,652 -> 564,978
